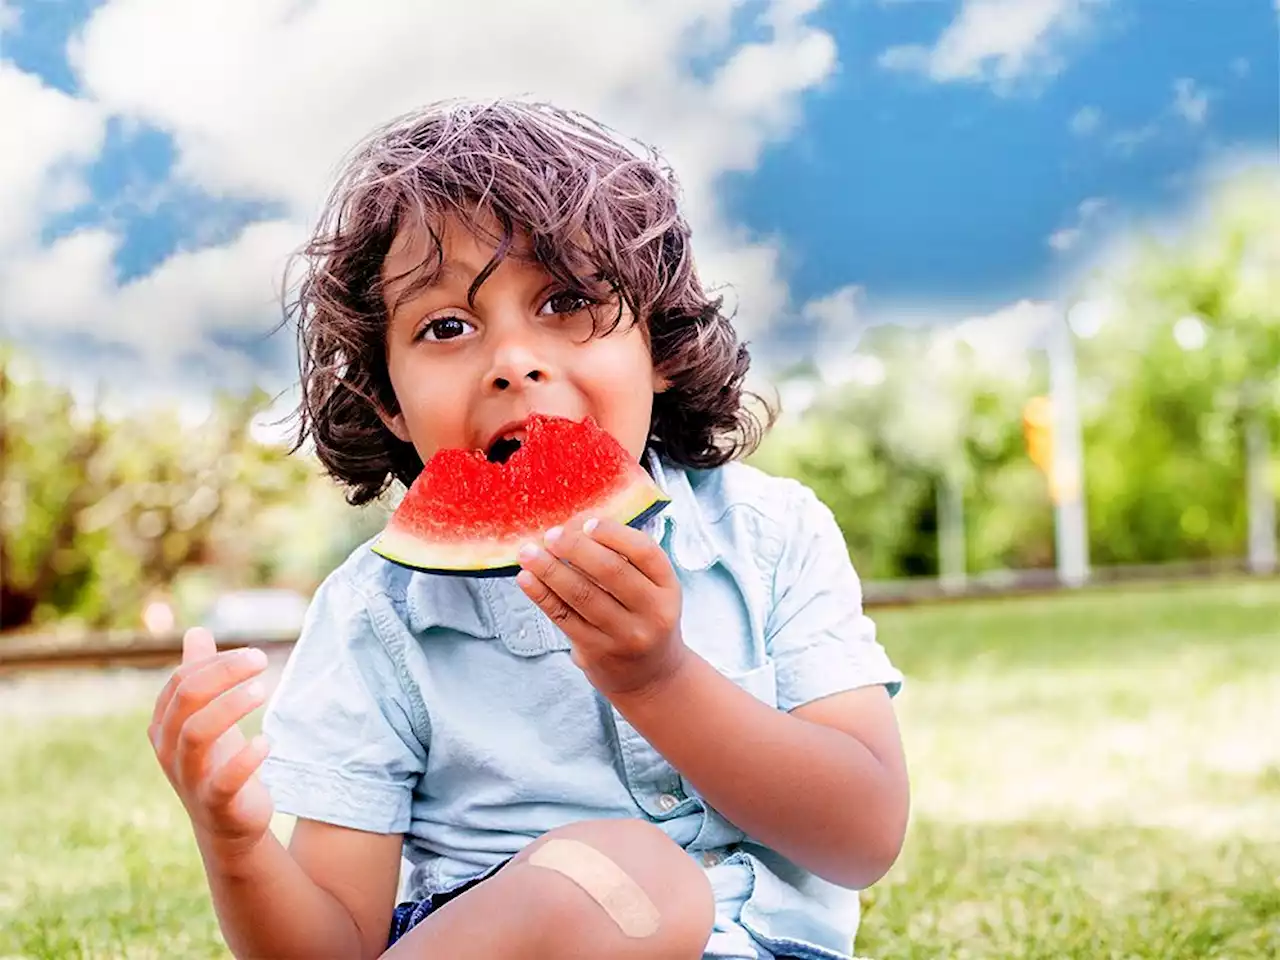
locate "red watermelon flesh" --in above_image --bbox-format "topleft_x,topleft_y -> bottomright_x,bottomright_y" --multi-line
371,414 -> 670,576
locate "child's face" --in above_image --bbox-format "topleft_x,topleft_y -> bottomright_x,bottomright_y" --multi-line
379,213 -> 664,465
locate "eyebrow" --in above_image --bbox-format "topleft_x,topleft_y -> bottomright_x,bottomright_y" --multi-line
385,259 -> 468,314
386,254 -> 616,321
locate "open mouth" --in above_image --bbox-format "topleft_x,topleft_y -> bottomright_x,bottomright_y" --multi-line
486,431 -> 526,464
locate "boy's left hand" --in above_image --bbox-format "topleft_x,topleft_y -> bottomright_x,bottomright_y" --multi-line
516,515 -> 687,700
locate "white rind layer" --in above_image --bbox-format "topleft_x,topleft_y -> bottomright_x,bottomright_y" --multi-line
371,476 -> 668,575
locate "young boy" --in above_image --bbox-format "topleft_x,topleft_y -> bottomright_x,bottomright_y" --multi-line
149,97 -> 908,959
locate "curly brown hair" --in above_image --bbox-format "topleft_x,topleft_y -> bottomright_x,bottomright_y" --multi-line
284,97 -> 774,506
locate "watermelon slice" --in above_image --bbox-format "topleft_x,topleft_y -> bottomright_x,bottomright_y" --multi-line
371,414 -> 670,577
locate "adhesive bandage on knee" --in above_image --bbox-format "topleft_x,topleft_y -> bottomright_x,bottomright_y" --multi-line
526,838 -> 662,938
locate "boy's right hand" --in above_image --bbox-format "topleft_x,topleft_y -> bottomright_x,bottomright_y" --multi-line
149,626 -> 276,865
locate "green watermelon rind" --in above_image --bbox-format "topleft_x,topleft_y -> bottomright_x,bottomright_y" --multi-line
370,474 -> 672,578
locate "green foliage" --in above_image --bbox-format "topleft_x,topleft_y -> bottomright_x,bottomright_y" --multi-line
756,168 -> 1279,578
0,350 -> 374,632
1074,168 -> 1280,565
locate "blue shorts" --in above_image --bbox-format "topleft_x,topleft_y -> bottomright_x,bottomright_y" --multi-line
387,856 -> 805,958
387,859 -> 510,947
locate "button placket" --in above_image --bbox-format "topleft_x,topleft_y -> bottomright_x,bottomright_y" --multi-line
480,580 -> 570,656
609,706 -> 693,819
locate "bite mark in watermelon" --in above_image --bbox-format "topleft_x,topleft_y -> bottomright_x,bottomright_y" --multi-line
371,414 -> 670,577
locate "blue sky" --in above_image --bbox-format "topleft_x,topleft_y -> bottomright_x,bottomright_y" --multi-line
741,0 -> 1278,314
1,0 -> 1276,399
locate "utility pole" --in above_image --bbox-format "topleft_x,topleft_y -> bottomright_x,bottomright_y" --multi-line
1048,307 -> 1090,587
1244,387 -> 1277,575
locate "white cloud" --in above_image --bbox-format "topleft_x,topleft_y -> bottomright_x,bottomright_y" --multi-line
794,284 -> 872,383
1105,78 -> 1210,160
2,228 -> 118,330
1172,77 -> 1209,126
1069,105 -> 1101,136
3,0 -> 837,390
877,0 -> 1104,91
816,352 -> 885,390
1047,227 -> 1080,252
0,63 -> 106,251
67,0 -> 830,232
1078,197 -> 1107,220
801,284 -> 866,347
1047,195 -> 1107,253
952,299 -> 1054,376
876,44 -> 932,76
1108,121 -> 1158,157
0,0 -> 19,36
3,219 -> 299,372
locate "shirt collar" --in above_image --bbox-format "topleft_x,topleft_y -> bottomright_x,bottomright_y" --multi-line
644,449 -> 721,572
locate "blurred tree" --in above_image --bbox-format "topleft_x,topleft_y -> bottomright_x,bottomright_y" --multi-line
72,387 -> 316,628
1076,166 -> 1280,565
1,348 -> 323,632
0,349 -> 109,629
751,388 -> 931,580
754,320 -> 1054,580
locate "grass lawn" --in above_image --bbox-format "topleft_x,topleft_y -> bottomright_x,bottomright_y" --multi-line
2,579 -> 1278,958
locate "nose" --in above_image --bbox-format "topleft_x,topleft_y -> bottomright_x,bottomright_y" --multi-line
493,367 -> 543,390
486,332 -> 550,393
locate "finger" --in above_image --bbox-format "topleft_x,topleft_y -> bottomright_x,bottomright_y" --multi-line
152,664 -> 198,734
174,674 -> 269,784
183,625 -> 219,664
157,648 -> 268,759
515,566 -> 608,646
580,517 -> 676,588
151,656 -> 217,734
518,541 -> 631,635
150,627 -> 224,735
201,734 -> 271,813
543,524 -> 653,611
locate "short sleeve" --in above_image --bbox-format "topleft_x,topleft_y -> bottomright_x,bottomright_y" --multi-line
259,569 -> 427,834
764,485 -> 904,712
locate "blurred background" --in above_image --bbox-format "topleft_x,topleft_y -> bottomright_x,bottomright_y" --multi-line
2,1 -> 1278,958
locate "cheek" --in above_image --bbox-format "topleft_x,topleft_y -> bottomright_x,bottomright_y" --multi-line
581,347 -> 657,455
389,361 -> 469,455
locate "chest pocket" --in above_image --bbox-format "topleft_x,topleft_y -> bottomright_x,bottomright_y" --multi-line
682,557 -> 778,691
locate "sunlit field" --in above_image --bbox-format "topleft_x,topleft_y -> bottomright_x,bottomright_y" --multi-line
2,580 -> 1278,959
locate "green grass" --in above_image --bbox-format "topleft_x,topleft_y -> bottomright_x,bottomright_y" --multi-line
2,579 -> 1279,958
858,579 -> 1280,959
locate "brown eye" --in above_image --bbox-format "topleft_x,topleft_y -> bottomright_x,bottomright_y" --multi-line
539,291 -> 594,316
418,316 -> 473,341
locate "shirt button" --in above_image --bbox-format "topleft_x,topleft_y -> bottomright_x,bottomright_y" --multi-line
657,793 -> 680,812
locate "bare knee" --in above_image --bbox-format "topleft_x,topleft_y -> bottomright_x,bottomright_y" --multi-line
512,818 -> 715,960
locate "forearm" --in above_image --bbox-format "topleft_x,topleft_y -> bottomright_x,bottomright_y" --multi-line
612,650 -> 906,889
197,831 -> 366,960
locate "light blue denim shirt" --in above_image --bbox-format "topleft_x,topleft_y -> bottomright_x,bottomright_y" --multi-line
260,452 -> 904,960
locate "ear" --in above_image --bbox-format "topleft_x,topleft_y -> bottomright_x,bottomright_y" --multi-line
378,406 -> 412,444
651,368 -> 671,395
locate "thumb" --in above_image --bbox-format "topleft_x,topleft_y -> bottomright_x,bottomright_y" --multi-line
182,625 -> 219,666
